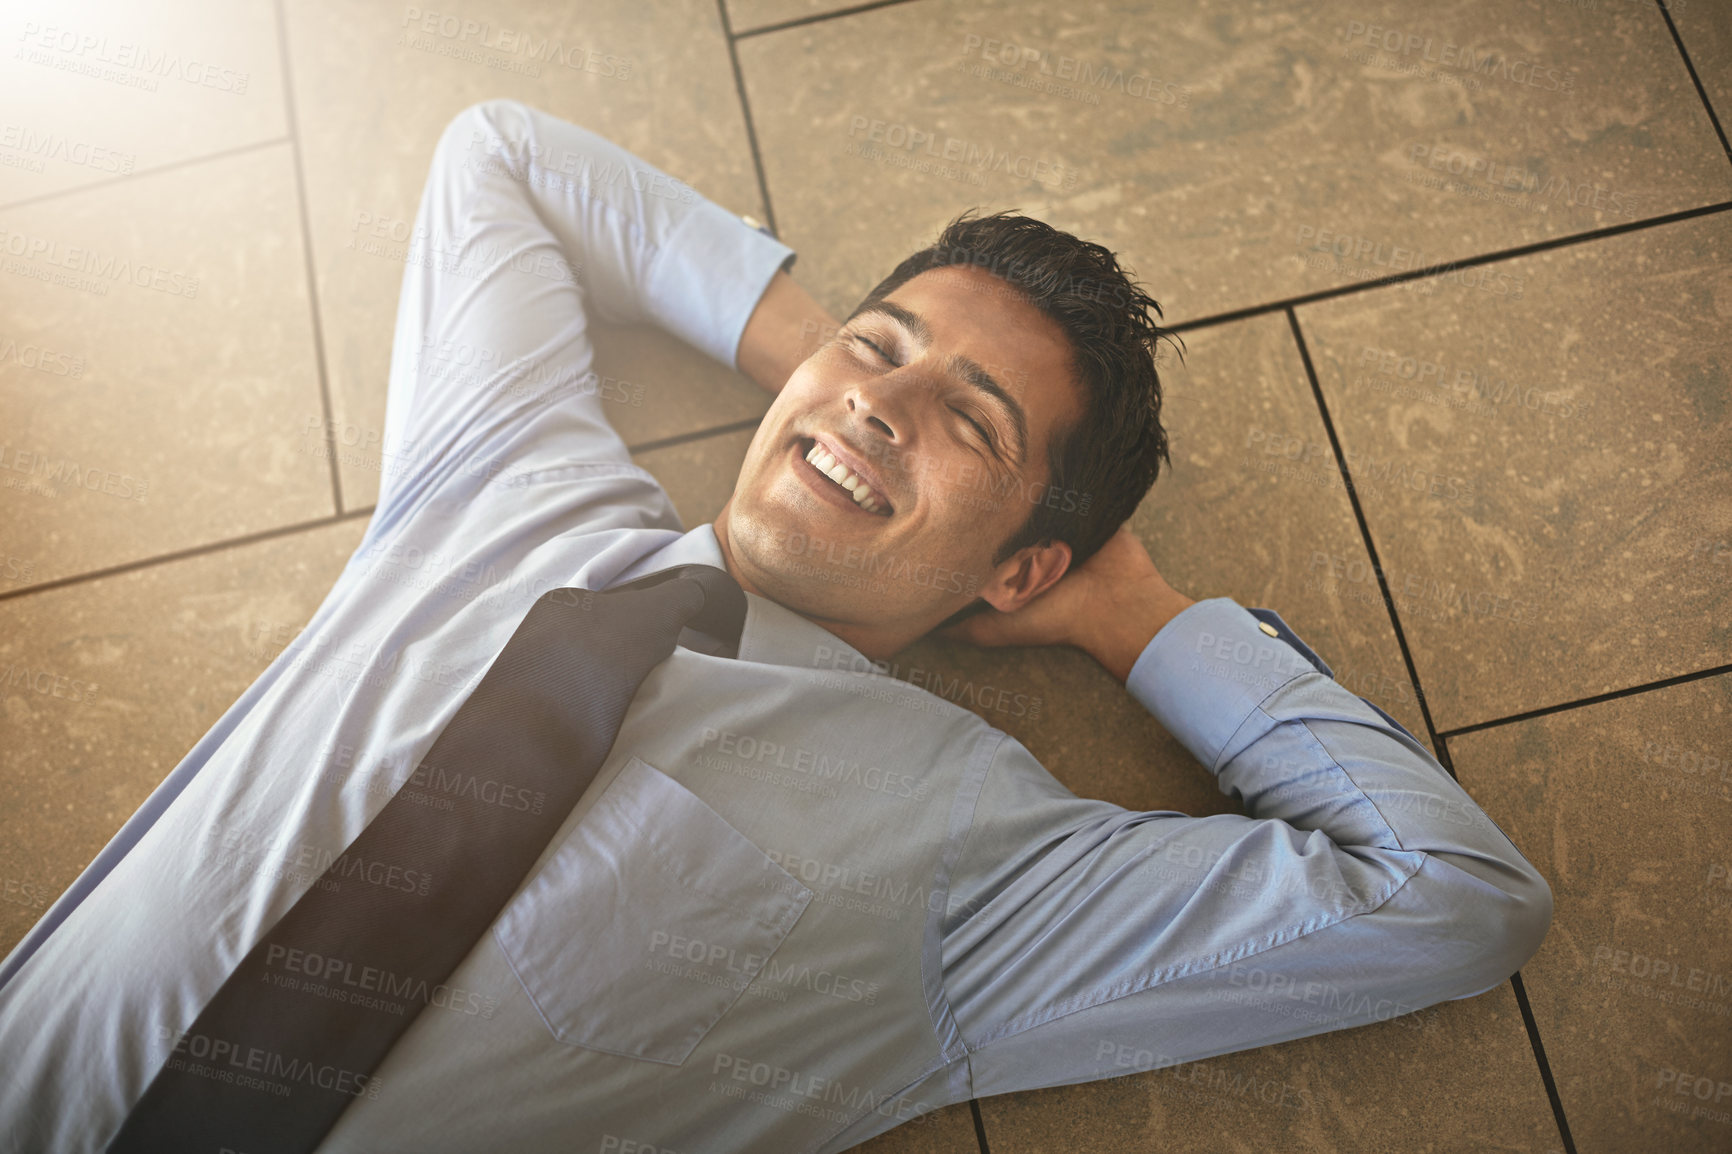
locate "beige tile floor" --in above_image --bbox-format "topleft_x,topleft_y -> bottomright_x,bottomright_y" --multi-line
3,1 -> 1729,1150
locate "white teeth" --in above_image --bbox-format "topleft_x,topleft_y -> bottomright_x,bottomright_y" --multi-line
804,441 -> 888,514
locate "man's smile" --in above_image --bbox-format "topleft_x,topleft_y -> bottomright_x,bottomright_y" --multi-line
792,435 -> 895,517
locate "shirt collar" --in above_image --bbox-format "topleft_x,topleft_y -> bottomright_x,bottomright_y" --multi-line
625,523 -> 874,675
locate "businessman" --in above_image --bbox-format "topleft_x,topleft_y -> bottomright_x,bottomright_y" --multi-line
0,100 -> 1551,1153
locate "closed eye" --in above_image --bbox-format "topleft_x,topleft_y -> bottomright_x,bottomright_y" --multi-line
852,334 -> 890,361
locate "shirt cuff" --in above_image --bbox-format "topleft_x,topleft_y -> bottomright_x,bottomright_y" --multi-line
641,200 -> 797,371
1124,597 -> 1322,774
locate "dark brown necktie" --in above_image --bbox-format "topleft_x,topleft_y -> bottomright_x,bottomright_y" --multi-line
108,564 -> 746,1154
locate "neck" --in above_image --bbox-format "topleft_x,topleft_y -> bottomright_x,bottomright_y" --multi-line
711,504 -> 933,663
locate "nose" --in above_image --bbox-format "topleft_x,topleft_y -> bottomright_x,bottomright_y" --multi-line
845,377 -> 910,445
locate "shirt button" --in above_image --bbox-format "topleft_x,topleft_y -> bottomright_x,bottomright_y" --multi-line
1258,622 -> 1279,637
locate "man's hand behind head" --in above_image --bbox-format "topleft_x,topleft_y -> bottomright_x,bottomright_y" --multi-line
938,527 -> 1194,684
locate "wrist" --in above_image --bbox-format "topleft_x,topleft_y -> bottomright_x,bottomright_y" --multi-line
1081,580 -> 1195,684
737,268 -> 838,395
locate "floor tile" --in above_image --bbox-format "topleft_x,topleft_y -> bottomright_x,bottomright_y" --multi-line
0,144 -> 335,588
0,0 -> 284,206
977,983 -> 1560,1153
1296,212 -> 1732,732
1453,674 -> 1732,1154
632,424 -> 758,530
888,313 -> 1432,830
1668,0 -> 1732,120
282,0 -> 775,510
0,517 -> 366,957
737,0 -> 1732,325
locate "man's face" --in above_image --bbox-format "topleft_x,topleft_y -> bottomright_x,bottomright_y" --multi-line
718,264 -> 1083,642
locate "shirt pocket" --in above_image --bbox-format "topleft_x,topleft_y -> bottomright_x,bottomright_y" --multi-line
492,756 -> 812,1065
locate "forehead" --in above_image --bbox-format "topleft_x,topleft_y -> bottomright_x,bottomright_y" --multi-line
876,265 -> 1082,446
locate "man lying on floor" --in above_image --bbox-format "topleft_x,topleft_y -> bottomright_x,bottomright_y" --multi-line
0,100 -> 1551,1154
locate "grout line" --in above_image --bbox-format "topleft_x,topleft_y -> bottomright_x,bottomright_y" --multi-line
1170,200 -> 1732,335
734,0 -> 926,40
627,416 -> 763,456
1285,309 -> 1455,774
0,137 -> 291,213
0,416 -> 766,606
716,0 -> 780,238
0,507 -> 375,604
1510,972 -> 1579,1154
969,1099 -> 991,1154
1439,661 -> 1732,740
1656,0 -> 1732,168
274,0 -> 345,516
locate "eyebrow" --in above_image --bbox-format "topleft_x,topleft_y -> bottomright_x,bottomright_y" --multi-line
851,300 -> 1030,467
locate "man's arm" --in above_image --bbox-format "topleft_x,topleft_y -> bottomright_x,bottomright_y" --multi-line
736,267 -> 840,395
368,100 -> 798,537
935,528 -> 1552,1097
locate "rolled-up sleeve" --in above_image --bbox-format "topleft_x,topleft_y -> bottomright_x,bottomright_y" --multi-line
370,99 -> 794,538
939,597 -> 1552,1099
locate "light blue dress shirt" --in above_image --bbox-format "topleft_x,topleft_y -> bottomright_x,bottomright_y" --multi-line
0,100 -> 1551,1154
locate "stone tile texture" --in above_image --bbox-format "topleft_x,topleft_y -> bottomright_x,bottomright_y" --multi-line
1455,674 -> 1732,1154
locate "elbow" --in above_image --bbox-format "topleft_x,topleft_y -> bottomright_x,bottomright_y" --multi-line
1448,858 -> 1554,996
1496,864 -> 1553,977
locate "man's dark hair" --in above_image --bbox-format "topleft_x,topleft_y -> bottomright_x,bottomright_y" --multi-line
847,208 -> 1176,574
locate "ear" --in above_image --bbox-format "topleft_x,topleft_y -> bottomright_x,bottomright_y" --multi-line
979,538 -> 1072,614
